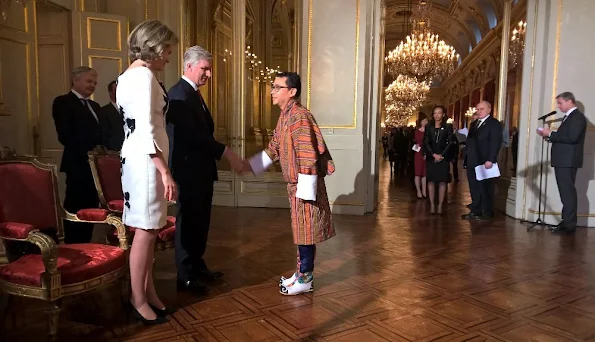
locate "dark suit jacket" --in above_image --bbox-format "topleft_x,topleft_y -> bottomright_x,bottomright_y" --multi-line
100,103 -> 124,151
466,115 -> 502,168
423,121 -> 454,161
166,79 -> 226,183
52,91 -> 105,174
549,109 -> 587,168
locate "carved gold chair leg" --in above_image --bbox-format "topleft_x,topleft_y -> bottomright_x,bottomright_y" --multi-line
45,299 -> 62,338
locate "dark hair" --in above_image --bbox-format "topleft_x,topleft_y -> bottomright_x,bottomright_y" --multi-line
107,80 -> 117,93
276,71 -> 301,98
556,91 -> 576,103
416,113 -> 428,127
431,105 -> 448,127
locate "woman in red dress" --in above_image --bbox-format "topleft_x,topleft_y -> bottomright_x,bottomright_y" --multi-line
413,116 -> 428,198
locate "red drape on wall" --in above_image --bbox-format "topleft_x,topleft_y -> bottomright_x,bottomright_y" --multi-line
471,88 -> 481,107
449,103 -> 455,122
454,100 -> 461,127
483,80 -> 496,106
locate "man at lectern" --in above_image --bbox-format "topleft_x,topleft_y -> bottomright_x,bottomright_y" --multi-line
536,92 -> 587,233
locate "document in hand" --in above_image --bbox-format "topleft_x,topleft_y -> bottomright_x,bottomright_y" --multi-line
412,144 -> 421,152
457,127 -> 469,137
475,163 -> 500,181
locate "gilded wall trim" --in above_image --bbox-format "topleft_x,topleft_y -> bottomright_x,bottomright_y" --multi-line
306,0 -> 359,129
551,0 -> 562,110
86,17 -> 122,51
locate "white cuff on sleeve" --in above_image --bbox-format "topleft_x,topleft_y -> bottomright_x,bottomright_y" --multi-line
296,173 -> 317,201
248,151 -> 273,175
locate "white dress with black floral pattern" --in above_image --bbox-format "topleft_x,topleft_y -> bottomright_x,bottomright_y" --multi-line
117,66 -> 169,230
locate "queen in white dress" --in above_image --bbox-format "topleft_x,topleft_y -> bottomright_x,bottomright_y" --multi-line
117,19 -> 178,325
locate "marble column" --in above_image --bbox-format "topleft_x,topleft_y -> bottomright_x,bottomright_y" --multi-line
512,0 -> 595,227
298,0 -> 384,214
495,0 -> 513,121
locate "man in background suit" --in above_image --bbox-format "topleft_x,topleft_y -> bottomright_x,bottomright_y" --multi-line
100,80 -> 124,151
53,66 -> 104,243
167,45 -> 244,295
537,92 -> 586,233
462,101 -> 502,220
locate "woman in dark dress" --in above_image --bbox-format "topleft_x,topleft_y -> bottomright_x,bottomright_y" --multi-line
423,105 -> 453,214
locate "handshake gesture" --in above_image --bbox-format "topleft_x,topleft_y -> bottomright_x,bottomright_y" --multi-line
223,147 -> 253,174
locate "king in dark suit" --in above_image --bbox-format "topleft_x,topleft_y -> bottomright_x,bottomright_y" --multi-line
537,92 -> 587,233
52,66 -> 105,243
462,101 -> 502,220
167,46 -> 244,294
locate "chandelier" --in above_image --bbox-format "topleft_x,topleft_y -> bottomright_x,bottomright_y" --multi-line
509,20 -> 527,68
385,0 -> 458,83
464,107 -> 476,117
384,74 -> 430,126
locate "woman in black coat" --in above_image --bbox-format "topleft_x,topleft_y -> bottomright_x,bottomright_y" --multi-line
423,105 -> 453,214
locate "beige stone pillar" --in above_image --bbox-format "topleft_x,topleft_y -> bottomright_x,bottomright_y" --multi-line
495,0 -> 513,121
299,0 -> 384,214
512,0 -> 595,227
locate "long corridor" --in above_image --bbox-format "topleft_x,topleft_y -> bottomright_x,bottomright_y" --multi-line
2,162 -> 595,341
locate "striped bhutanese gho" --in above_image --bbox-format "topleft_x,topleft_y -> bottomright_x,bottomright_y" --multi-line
264,100 -> 336,245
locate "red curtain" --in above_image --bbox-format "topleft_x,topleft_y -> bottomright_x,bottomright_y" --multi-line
483,80 -> 496,106
471,88 -> 481,107
454,100 -> 461,127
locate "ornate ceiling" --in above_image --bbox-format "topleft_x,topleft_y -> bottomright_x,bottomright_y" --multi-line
385,0 -> 507,61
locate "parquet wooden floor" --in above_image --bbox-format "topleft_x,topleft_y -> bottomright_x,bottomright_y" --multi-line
2,161 -> 595,341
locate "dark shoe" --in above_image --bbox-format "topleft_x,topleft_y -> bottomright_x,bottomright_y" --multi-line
177,279 -> 210,295
461,212 -> 481,220
129,303 -> 168,325
550,225 -> 576,234
149,303 -> 176,317
196,268 -> 224,282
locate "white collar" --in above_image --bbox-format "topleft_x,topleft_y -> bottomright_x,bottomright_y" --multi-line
182,75 -> 198,91
565,107 -> 577,116
71,89 -> 88,100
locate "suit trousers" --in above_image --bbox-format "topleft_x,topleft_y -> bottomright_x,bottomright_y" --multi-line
554,167 -> 578,228
175,178 -> 214,281
63,169 -> 99,243
467,165 -> 495,217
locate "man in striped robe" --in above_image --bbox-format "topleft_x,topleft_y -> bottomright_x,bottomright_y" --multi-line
246,72 -> 336,295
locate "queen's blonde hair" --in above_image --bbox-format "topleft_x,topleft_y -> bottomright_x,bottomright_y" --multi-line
128,19 -> 178,61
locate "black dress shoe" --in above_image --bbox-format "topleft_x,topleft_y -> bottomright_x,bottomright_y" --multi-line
196,269 -> 224,282
550,225 -> 576,234
177,279 -> 210,295
461,212 -> 481,220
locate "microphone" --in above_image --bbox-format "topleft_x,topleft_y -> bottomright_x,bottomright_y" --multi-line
538,111 -> 557,120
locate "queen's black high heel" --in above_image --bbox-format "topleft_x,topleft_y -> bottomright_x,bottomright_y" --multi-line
128,302 -> 168,325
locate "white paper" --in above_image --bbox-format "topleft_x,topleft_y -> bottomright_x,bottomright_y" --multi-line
458,128 -> 469,137
412,144 -> 421,152
475,163 -> 501,181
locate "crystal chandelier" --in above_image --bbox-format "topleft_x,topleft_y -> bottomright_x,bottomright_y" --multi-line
464,107 -> 476,117
509,20 -> 527,68
384,74 -> 430,126
385,0 -> 459,83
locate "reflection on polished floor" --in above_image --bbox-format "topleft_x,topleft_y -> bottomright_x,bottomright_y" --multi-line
2,161 -> 595,341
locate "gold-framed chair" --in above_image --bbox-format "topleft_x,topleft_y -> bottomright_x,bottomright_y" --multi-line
88,146 -> 176,251
0,148 -> 129,337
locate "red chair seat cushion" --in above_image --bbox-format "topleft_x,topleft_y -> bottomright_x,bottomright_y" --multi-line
108,200 -> 124,212
0,244 -> 126,287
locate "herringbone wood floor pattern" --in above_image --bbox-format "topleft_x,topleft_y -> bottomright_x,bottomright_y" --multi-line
2,161 -> 595,341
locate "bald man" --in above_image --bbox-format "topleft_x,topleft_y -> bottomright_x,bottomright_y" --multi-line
462,101 -> 502,220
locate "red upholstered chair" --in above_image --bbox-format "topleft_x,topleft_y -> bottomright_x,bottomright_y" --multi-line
88,146 -> 176,250
0,148 -> 129,337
